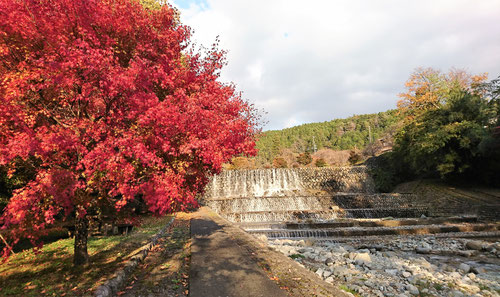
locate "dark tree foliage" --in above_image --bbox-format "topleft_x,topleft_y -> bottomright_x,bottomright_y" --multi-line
296,152 -> 312,165
394,89 -> 499,183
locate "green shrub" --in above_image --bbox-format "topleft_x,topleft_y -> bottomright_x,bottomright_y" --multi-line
315,158 -> 327,167
297,152 -> 312,165
272,157 -> 288,168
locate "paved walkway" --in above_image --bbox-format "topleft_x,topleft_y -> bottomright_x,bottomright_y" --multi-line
189,208 -> 288,297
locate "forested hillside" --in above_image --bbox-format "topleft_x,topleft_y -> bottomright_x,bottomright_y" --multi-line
256,110 -> 401,162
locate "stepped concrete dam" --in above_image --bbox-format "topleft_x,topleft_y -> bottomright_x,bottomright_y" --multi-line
203,167 -> 500,297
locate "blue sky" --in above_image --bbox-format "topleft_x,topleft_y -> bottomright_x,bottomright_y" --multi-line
173,0 -> 207,9
172,0 -> 500,131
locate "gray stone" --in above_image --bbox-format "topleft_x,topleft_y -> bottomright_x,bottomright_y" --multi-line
108,279 -> 119,291
419,242 -> 431,249
323,270 -> 332,278
449,290 -> 464,297
406,284 -> 419,295
402,271 -> 412,278
458,263 -> 470,273
94,286 -> 111,297
465,241 -> 484,251
416,247 -> 431,254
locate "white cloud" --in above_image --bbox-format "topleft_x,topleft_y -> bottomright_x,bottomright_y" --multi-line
172,0 -> 500,130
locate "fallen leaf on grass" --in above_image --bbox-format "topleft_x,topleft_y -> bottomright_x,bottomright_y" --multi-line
160,263 -> 171,270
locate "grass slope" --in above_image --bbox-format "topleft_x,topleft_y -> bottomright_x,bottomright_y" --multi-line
0,215 -> 173,296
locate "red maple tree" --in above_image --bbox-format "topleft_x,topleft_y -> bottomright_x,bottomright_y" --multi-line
0,0 -> 257,265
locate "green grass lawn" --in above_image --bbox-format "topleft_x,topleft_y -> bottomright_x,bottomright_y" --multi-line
0,215 -> 173,296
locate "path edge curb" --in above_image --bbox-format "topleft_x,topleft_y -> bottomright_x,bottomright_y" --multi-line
94,216 -> 176,297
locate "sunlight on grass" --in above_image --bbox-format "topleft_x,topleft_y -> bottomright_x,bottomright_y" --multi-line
0,215 -> 173,296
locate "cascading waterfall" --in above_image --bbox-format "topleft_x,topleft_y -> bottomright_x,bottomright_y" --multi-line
204,167 -> 428,239
208,168 -> 305,199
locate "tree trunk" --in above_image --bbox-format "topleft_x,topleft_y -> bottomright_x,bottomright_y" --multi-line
73,215 -> 89,266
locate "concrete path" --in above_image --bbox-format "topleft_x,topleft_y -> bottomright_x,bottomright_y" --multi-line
189,208 -> 288,297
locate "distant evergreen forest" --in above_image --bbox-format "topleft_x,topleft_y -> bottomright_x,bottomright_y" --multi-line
256,109 -> 401,162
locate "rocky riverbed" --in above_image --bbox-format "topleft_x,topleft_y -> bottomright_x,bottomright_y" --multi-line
269,236 -> 500,297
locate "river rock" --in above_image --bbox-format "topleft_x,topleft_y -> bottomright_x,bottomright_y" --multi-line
458,263 -> 470,273
416,247 -> 431,254
406,284 -> 419,295
449,290 -> 464,297
325,257 -> 334,265
465,241 -> 484,251
353,252 -> 371,263
402,271 -> 412,278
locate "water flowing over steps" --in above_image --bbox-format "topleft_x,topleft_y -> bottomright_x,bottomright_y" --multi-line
236,216 -> 480,230
222,207 -> 430,223
203,168 -> 499,241
245,222 -> 500,239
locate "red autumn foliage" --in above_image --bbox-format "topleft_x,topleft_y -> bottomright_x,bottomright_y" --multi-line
0,0 -> 257,260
